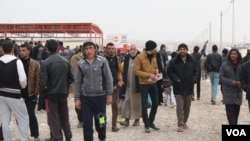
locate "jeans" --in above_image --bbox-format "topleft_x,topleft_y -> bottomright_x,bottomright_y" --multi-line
25,95 -> 39,137
209,72 -> 220,102
140,84 -> 158,128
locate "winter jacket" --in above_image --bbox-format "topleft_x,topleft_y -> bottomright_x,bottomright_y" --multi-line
27,58 -> 40,97
74,55 -> 113,99
205,51 -> 222,73
220,60 -> 242,105
39,53 -> 74,98
70,53 -> 83,76
191,44 -> 207,69
240,60 -> 250,99
134,51 -> 158,84
167,54 -> 199,95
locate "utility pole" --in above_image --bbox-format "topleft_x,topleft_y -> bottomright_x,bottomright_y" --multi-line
232,0 -> 235,47
220,11 -> 223,51
209,22 -> 212,53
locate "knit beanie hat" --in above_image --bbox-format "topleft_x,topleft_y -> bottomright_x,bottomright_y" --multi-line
83,40 -> 96,49
145,40 -> 157,51
177,43 -> 188,50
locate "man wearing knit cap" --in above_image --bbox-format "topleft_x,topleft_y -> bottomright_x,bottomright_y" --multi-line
134,40 -> 160,133
167,43 -> 199,132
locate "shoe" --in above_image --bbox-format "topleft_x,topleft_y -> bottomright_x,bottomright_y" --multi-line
149,123 -> 160,130
197,97 -> 200,100
117,115 -> 125,123
183,124 -> 189,129
191,95 -> 195,101
44,138 -> 54,141
177,126 -> 184,132
120,120 -> 129,127
34,137 -> 40,141
100,139 -> 106,141
212,101 -> 216,105
132,119 -> 140,126
211,97 -> 214,103
77,122 -> 83,128
112,126 -> 119,132
145,127 -> 150,133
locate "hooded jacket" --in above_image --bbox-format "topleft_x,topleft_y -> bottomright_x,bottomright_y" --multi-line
74,55 -> 113,99
220,50 -> 242,105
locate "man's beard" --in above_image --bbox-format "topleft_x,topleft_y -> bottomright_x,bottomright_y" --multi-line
179,53 -> 186,58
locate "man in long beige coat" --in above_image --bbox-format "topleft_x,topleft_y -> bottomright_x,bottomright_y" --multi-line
120,44 -> 141,127
70,48 -> 83,128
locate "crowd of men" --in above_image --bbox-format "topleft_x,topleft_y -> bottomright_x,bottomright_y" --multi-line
0,38 -> 250,141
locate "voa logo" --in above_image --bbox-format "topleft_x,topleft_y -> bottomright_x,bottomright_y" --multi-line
226,129 -> 246,136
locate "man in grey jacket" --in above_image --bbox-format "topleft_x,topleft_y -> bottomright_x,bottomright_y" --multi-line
40,39 -> 74,141
74,41 -> 113,141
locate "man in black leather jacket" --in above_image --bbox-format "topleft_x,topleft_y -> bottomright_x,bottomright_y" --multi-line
39,39 -> 74,141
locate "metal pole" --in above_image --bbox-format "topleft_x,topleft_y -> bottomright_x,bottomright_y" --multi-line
220,11 -> 223,51
232,0 -> 235,47
209,22 -> 212,53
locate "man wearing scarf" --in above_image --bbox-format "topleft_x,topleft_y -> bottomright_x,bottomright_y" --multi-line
134,40 -> 160,133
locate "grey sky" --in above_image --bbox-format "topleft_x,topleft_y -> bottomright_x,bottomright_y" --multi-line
1,0 -> 250,44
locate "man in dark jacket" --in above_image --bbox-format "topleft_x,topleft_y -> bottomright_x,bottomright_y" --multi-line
157,44 -> 169,62
167,43 -> 199,132
190,40 -> 208,100
39,39 -> 74,141
204,45 -> 222,105
105,42 -> 124,132
240,57 -> 250,113
156,47 -> 168,105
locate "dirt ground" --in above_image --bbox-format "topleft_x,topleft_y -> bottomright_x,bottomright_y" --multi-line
7,79 -> 250,141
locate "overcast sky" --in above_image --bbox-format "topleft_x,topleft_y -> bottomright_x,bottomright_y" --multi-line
1,0 -> 250,45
